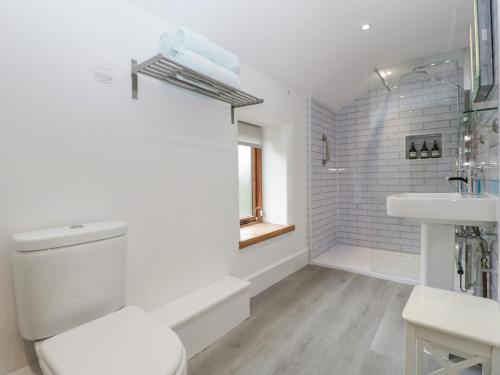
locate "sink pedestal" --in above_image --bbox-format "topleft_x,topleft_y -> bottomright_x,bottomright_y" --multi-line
387,193 -> 497,291
421,223 -> 455,290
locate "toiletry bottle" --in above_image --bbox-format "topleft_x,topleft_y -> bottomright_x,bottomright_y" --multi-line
431,140 -> 441,158
409,142 -> 418,159
420,141 -> 429,159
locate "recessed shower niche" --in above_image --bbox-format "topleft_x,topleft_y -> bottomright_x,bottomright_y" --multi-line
405,133 -> 443,160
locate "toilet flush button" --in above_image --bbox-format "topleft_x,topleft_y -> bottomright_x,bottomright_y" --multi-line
69,224 -> 84,229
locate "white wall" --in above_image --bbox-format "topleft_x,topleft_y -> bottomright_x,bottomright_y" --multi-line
0,1 -> 308,373
262,125 -> 288,224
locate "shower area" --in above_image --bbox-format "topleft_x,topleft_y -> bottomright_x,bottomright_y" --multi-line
307,50 -> 497,287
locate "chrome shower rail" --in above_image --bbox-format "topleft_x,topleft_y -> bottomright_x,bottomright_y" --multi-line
373,67 -> 391,93
131,54 -> 264,123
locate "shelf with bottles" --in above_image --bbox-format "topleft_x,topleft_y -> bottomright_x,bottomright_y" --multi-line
405,133 -> 442,160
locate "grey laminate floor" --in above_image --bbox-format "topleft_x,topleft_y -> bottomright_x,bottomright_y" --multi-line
187,265 -> 478,375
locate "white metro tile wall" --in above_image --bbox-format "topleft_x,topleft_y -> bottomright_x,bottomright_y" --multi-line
336,69 -> 461,254
307,98 -> 338,258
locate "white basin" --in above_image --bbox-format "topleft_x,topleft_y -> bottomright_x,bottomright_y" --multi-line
387,193 -> 497,225
387,192 -> 498,291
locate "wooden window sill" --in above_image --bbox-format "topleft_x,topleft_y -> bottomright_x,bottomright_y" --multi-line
239,223 -> 295,249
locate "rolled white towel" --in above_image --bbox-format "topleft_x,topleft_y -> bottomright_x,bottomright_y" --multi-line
159,32 -> 175,58
170,49 -> 241,89
159,28 -> 239,74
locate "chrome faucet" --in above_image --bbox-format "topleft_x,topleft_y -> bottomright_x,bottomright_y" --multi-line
448,176 -> 468,192
448,166 -> 483,196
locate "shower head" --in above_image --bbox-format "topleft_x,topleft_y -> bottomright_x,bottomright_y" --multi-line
397,59 -> 457,85
413,59 -> 455,71
398,70 -> 428,83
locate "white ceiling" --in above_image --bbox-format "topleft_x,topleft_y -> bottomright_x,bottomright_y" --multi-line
134,0 -> 473,109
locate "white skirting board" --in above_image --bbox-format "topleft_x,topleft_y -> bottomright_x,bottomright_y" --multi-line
151,276 -> 251,359
6,364 -> 42,375
244,248 -> 309,297
171,287 -> 250,359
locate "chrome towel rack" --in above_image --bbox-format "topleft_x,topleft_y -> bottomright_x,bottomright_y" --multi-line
322,134 -> 330,166
131,54 -> 264,124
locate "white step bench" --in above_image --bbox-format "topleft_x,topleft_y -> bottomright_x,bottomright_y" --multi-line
151,276 -> 250,359
403,285 -> 500,374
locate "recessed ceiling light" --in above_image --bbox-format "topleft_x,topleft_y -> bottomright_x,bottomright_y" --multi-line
400,95 -> 405,98
386,71 -> 392,76
361,24 -> 371,31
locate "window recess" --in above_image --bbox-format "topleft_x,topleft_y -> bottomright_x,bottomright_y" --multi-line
238,122 -> 263,226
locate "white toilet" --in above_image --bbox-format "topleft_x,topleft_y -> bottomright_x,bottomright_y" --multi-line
10,221 -> 187,375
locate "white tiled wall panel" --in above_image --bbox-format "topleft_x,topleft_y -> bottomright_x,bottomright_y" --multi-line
336,68 -> 461,254
307,98 -> 338,258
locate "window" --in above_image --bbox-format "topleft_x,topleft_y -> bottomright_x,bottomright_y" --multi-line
238,122 -> 263,226
238,145 -> 262,225
237,122 -> 296,249
238,144 -> 253,218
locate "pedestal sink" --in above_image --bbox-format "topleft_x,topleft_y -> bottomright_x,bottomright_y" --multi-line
387,193 -> 497,290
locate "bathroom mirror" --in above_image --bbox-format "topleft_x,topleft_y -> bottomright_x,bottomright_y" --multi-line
470,0 -> 495,102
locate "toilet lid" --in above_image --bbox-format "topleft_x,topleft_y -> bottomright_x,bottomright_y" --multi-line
37,306 -> 185,375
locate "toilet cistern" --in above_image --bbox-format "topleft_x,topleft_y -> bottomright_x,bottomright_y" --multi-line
10,221 -> 187,375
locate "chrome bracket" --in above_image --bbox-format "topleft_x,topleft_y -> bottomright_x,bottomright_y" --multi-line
131,59 -> 138,100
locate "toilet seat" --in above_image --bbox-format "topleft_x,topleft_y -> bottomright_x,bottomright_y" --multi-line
35,306 -> 187,375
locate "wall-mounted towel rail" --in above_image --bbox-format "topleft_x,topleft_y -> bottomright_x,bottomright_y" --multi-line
322,134 -> 330,166
131,54 -> 264,123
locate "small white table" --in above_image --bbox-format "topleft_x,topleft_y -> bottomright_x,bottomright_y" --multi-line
403,286 -> 500,374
